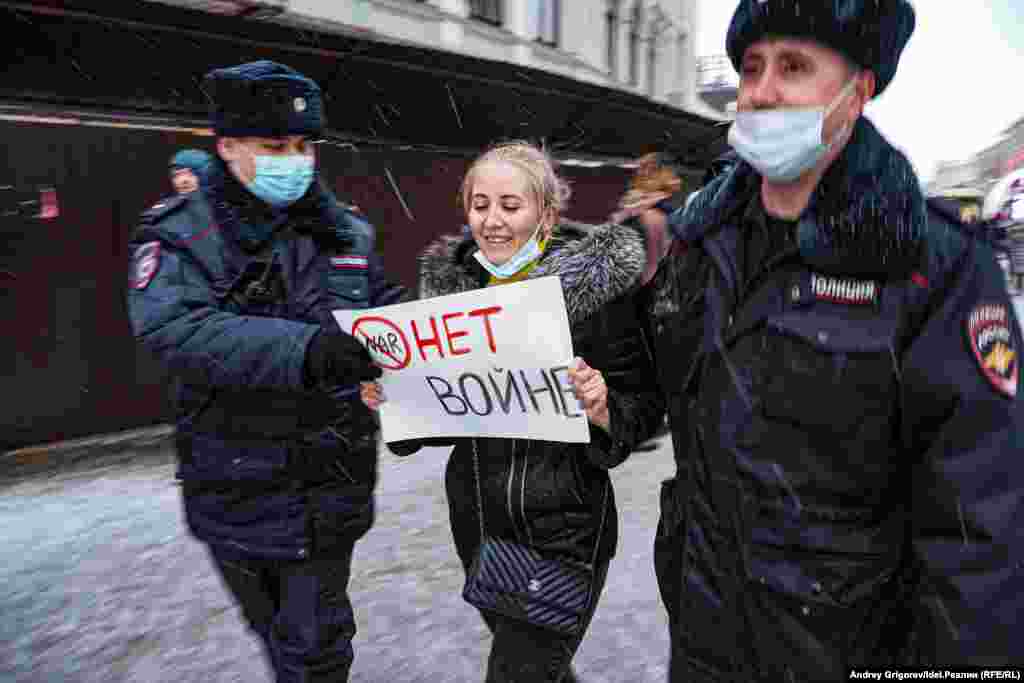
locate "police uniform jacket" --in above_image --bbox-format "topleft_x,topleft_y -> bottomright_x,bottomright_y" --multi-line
409,221 -> 666,570
648,118 -> 1024,679
126,158 -> 405,560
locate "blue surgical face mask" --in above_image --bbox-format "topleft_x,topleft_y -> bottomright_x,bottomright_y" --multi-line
245,153 -> 315,208
474,223 -> 546,279
727,78 -> 858,183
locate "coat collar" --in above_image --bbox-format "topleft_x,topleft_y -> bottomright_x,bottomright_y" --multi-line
418,220 -> 647,326
202,158 -> 347,252
674,117 -> 927,279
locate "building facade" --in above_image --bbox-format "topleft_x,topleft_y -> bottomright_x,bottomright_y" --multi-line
929,115 -> 1024,197
157,0 -> 727,121
929,157 -> 986,195
696,54 -> 738,118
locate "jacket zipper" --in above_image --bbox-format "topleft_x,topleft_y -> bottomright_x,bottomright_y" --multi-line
506,439 -> 529,544
520,442 -> 534,546
324,426 -> 357,483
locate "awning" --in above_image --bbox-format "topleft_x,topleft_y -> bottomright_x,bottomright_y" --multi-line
0,0 -> 728,167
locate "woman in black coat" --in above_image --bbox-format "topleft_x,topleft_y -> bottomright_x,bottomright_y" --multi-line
361,142 -> 665,683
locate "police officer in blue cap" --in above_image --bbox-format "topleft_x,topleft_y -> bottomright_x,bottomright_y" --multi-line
642,1 -> 1024,678
168,148 -> 212,195
127,61 -> 405,682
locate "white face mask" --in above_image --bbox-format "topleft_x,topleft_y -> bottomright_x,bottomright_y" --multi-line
474,222 -> 546,279
727,78 -> 858,183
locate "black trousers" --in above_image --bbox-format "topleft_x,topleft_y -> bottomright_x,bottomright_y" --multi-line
479,558 -> 609,683
446,450 -> 612,682
209,544 -> 358,683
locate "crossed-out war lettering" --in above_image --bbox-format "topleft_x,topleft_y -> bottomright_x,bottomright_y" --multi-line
351,305 -> 503,370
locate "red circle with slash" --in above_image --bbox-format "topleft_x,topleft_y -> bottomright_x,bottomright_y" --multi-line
351,316 -> 411,371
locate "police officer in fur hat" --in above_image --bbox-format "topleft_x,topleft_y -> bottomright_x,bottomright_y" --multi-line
168,148 -> 212,195
126,61 -> 405,682
639,1 -> 1024,678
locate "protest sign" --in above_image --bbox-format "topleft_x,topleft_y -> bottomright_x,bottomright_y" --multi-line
332,276 -> 589,443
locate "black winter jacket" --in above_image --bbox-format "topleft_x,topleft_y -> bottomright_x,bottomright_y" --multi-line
648,118 -> 1024,681
127,160 -> 405,560
398,221 -> 665,567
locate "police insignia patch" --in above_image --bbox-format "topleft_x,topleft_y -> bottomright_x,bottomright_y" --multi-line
131,241 -> 161,290
966,303 -> 1018,398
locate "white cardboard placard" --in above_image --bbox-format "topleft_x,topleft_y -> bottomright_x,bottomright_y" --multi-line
332,276 -> 589,444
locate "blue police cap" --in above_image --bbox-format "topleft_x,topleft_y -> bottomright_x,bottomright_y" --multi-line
726,0 -> 916,95
203,60 -> 324,137
169,149 -> 213,173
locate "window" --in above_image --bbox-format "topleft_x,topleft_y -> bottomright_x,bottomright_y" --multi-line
628,3 -> 643,86
469,0 -> 502,26
605,0 -> 620,78
529,0 -> 560,47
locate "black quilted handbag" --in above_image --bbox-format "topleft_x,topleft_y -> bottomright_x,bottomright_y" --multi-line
462,439 -> 609,637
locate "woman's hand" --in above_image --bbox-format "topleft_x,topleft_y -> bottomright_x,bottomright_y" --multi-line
360,381 -> 385,411
567,357 -> 610,433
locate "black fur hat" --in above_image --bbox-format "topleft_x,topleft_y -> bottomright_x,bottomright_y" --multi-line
726,0 -> 916,95
204,60 -> 324,137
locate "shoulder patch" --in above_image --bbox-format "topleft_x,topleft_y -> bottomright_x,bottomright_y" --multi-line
965,303 -> 1017,398
130,242 -> 162,290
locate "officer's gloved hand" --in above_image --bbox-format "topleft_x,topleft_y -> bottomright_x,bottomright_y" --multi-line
303,325 -> 381,390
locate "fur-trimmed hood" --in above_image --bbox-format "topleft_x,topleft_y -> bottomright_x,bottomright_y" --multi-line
675,116 -> 927,279
418,220 -> 647,325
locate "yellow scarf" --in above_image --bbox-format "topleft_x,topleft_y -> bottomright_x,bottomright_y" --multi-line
485,235 -> 549,287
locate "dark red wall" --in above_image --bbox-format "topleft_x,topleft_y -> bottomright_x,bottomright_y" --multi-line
0,121 -> 631,449
319,147 -> 631,289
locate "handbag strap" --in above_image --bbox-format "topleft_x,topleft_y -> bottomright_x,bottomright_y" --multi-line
472,437 -> 610,569
591,477 -> 611,568
471,438 -> 486,544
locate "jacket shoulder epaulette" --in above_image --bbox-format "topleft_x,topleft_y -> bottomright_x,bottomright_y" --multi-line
915,203 -> 971,295
323,203 -> 374,253
133,193 -> 216,247
139,194 -> 190,226
337,205 -> 371,234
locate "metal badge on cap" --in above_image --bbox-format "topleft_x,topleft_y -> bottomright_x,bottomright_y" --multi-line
294,97 -> 307,112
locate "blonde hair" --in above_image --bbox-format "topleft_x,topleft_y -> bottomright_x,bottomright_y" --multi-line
459,141 -> 572,222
